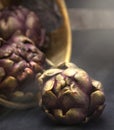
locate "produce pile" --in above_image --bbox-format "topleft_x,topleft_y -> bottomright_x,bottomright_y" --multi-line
0,0 -> 61,101
0,1 -> 105,125
0,5 -> 48,108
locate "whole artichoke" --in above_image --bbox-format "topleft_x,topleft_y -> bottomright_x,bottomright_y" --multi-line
0,35 -> 45,98
38,63 -> 105,125
0,5 -> 49,49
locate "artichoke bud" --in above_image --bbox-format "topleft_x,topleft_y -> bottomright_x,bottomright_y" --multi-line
0,36 -> 45,97
0,5 -> 49,49
38,62 -> 105,124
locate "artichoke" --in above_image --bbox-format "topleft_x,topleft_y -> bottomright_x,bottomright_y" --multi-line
38,62 -> 105,125
0,5 -> 49,49
0,35 -> 45,109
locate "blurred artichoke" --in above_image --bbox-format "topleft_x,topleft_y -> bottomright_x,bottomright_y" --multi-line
0,35 -> 45,108
0,5 -> 49,49
38,62 -> 105,125
20,0 -> 62,31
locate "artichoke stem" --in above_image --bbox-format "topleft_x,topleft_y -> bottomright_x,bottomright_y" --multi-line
0,97 -> 37,109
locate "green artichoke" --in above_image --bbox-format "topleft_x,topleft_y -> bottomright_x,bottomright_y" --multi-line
0,35 -> 45,108
38,62 -> 105,125
0,5 -> 49,49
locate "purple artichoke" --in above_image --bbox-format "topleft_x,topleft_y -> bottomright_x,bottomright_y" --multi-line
38,63 -> 105,125
0,5 -> 49,49
0,35 -> 45,97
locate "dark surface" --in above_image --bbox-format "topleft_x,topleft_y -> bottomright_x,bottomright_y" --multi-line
0,0 -> 114,130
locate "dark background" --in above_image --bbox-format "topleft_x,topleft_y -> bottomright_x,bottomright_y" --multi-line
0,0 -> 114,129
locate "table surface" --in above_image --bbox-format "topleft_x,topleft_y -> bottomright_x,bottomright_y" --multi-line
0,0 -> 114,130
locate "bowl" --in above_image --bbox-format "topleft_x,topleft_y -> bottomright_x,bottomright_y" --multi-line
0,0 -> 72,110
45,0 -> 72,65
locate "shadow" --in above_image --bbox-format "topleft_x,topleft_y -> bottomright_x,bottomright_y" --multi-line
0,107 -> 40,120
40,113 -> 107,130
0,106 -> 107,130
